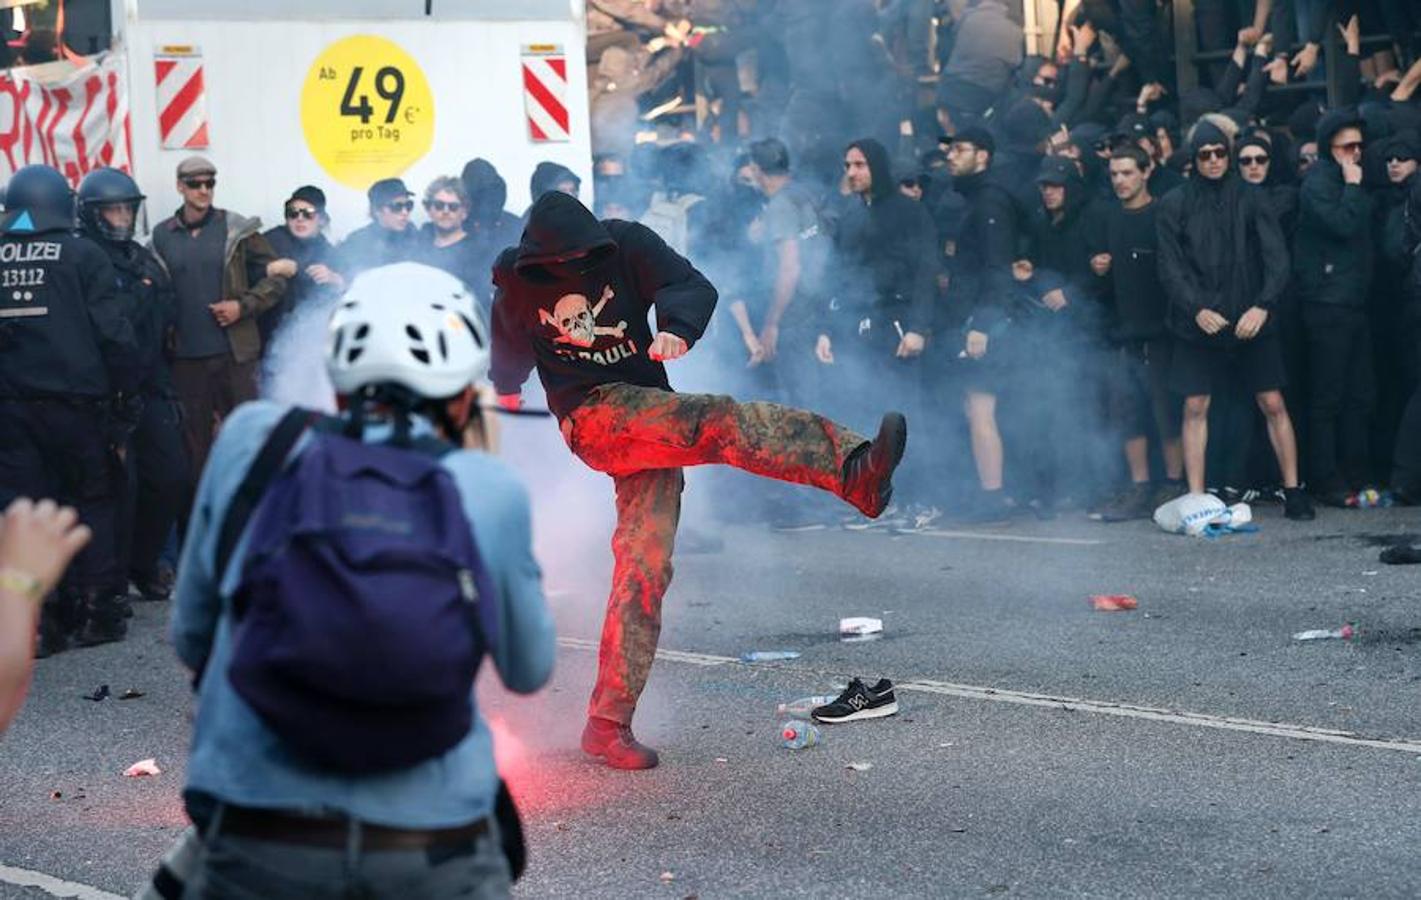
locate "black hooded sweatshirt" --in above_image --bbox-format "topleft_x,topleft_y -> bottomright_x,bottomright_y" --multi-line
524,162 -> 583,220
490,192 -> 717,419
1294,110 -> 1373,308
1156,120 -> 1290,346
1022,156 -> 1108,338
948,165 -> 1021,334
832,138 -> 937,337
462,158 -> 524,255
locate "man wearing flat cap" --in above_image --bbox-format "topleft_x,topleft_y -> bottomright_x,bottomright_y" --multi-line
150,155 -> 287,480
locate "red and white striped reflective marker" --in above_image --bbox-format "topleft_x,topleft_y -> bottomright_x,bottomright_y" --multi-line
154,48 -> 209,149
521,44 -> 569,143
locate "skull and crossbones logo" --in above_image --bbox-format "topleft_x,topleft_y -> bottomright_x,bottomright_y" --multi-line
539,284 -> 628,348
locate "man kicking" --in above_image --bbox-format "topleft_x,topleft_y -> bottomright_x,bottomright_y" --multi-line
491,192 -> 907,769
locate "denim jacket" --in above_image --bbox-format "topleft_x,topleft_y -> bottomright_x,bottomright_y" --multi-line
170,401 -> 555,828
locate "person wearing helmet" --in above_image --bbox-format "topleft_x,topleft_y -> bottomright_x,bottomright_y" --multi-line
77,167 -> 188,606
169,262 -> 554,899
0,164 -> 141,655
492,191 -> 907,770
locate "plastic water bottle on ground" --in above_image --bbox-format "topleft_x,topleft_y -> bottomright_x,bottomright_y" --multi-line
741,650 -> 801,662
776,695 -> 838,719
781,720 -> 821,749
1292,623 -> 1357,641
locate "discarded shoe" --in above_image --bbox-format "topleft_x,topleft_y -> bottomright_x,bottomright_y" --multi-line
812,678 -> 898,723
841,413 -> 908,519
581,717 -> 659,770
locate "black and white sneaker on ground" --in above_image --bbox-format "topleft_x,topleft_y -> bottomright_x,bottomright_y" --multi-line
812,678 -> 899,723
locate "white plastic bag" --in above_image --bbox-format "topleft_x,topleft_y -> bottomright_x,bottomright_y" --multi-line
1154,493 -> 1228,536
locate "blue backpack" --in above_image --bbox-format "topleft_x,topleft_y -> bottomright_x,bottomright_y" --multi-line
213,408 -> 497,774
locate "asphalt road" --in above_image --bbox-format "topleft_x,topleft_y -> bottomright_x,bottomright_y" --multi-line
3,424 -> 1421,898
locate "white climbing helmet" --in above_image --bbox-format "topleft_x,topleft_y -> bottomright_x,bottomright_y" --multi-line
326,262 -> 490,399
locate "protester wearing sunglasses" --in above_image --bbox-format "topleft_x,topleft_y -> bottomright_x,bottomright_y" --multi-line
261,185 -> 347,343
150,155 -> 288,479
1293,111 -> 1378,508
416,176 -> 486,312
338,177 -> 422,278
1157,120 -> 1313,521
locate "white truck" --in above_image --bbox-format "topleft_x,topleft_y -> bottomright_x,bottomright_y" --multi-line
2,0 -> 593,238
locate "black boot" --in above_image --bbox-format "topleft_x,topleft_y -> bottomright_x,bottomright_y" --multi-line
76,590 -> 129,647
841,413 -> 908,518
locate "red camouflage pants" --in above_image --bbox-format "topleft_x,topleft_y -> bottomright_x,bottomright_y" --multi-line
562,383 -> 868,725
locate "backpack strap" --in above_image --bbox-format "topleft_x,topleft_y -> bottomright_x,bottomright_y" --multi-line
214,407 -> 320,582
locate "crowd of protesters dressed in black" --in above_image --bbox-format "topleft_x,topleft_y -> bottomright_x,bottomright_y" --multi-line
10,0 -> 1421,664
579,0 -> 1421,530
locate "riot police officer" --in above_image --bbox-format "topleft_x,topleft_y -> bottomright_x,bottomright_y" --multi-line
0,164 -> 139,655
78,167 -> 188,604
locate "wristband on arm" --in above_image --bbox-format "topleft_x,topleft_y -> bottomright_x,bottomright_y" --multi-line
0,568 -> 45,604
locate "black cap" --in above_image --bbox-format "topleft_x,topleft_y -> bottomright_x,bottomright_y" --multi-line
1117,113 -> 1151,138
367,177 -> 413,207
1035,155 -> 1079,185
950,126 -> 995,156
287,184 -> 326,213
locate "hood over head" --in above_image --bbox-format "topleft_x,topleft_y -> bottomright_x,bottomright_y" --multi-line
1003,98 -> 1052,150
847,137 -> 895,202
461,158 -> 509,224
1316,107 -> 1366,151
513,191 -> 616,277
1189,118 -> 1234,159
529,161 -> 582,203
1149,109 -> 1179,139
1382,130 -> 1421,163
1236,131 -> 1284,185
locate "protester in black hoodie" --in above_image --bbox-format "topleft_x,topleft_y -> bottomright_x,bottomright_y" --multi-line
1157,120 -> 1314,520
945,126 -> 1021,522
1011,155 -> 1110,515
1234,129 -> 1306,498
1370,132 -> 1419,478
460,159 -> 524,301
1388,178 -> 1421,502
819,137 -> 936,524
524,162 -> 582,220
490,191 -> 907,770
1295,109 -> 1376,506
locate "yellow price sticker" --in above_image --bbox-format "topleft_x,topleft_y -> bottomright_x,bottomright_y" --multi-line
300,35 -> 435,189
